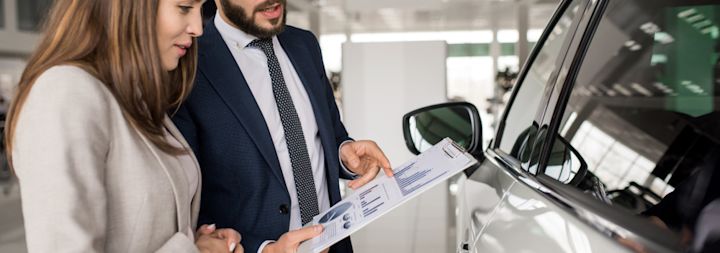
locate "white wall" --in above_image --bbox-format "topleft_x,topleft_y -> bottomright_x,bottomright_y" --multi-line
341,41 -> 449,253
342,41 -> 448,163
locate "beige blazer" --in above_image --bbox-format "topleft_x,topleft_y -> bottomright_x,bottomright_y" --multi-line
13,65 -> 201,252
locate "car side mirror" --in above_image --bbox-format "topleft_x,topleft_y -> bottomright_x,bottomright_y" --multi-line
402,102 -> 482,156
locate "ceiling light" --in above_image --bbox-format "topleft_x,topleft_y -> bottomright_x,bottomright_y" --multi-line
587,85 -> 603,96
653,82 -> 667,89
677,9 -> 697,18
349,31 -> 493,44
701,26 -> 718,35
640,22 -> 660,34
631,83 -> 653,97
651,54 -> 668,65
579,87 -> 593,96
693,20 -> 713,29
653,82 -> 674,94
497,30 -> 519,43
680,80 -> 708,94
528,29 -> 543,42
686,14 -> 705,23
654,32 -> 675,44
613,84 -> 633,96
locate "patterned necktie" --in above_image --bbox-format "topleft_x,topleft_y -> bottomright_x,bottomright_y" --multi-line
248,38 -> 319,225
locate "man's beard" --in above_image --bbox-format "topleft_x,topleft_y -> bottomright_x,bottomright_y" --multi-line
219,0 -> 287,39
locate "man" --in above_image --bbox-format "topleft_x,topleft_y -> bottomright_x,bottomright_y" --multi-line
172,0 -> 393,252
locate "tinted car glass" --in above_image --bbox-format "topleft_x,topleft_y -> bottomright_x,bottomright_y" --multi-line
548,0 -> 720,250
498,0 -> 585,162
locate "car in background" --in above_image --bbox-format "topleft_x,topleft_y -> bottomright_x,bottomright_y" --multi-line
401,0 -> 720,252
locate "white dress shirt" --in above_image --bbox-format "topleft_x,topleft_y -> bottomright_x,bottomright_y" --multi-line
214,14 -> 333,249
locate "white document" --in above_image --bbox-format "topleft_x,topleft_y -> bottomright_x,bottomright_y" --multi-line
297,138 -> 478,253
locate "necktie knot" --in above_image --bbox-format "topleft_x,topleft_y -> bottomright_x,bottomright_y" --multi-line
248,38 -> 274,55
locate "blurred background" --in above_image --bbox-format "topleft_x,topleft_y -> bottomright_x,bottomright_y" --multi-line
0,0 -> 560,252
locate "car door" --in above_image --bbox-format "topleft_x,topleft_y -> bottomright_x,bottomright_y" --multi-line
456,0 -> 599,252
407,0 -> 719,252
524,0 -> 720,252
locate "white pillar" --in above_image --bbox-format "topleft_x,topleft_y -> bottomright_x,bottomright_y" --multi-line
342,0 -> 352,43
489,3 -> 502,127
5,0 -> 17,32
308,2 -> 321,38
517,3 -> 530,68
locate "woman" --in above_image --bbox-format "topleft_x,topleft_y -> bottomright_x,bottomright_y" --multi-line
5,0 -> 242,252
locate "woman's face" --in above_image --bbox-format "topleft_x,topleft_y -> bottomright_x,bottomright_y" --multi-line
156,0 -> 204,71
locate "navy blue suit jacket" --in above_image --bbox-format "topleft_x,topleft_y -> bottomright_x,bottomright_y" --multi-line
172,20 -> 354,253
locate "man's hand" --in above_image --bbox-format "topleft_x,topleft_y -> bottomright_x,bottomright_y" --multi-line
262,225 -> 324,253
340,140 -> 393,189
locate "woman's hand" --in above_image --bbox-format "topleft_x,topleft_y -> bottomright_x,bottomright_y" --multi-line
196,224 -> 244,253
262,225 -> 323,253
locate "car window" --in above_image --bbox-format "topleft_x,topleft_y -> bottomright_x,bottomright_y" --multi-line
497,0 -> 586,163
547,0 -> 720,250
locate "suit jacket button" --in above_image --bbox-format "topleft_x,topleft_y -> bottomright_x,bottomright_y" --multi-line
279,204 -> 289,214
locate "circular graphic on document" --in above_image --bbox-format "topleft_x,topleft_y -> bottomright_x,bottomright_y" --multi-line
318,202 -> 352,224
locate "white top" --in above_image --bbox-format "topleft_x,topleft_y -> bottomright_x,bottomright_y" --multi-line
214,14 -> 331,231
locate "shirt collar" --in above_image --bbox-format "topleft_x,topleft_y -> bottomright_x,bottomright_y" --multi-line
214,11 -> 270,49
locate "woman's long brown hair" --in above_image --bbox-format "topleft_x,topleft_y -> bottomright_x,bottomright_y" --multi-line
5,0 -> 197,163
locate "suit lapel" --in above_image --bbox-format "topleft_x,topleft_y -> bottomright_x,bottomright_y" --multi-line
198,22 -> 286,189
134,124 -> 188,233
164,117 -> 202,227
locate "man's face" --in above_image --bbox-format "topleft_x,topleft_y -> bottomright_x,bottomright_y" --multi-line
218,0 -> 287,38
